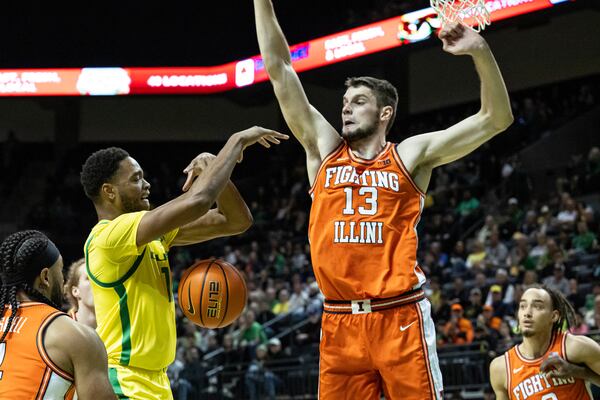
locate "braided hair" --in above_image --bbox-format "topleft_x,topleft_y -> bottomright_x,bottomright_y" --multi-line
541,284 -> 576,334
0,230 -> 62,343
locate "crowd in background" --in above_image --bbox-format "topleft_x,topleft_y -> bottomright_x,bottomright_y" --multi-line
0,75 -> 598,398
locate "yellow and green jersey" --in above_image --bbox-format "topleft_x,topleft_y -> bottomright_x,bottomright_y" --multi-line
84,211 -> 179,371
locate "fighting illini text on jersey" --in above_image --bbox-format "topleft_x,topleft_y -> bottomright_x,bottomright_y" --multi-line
505,331 -> 592,399
0,302 -> 76,399
308,141 -> 426,300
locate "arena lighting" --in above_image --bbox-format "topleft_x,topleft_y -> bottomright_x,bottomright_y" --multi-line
0,0 -> 573,96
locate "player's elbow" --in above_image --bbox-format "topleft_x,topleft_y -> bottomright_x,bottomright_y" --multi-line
494,112 -> 514,132
481,111 -> 513,135
189,193 -> 213,218
231,210 -> 254,234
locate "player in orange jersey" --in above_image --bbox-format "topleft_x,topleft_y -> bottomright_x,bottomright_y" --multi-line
490,285 -> 600,399
254,1 -> 513,397
0,230 -> 114,399
64,258 -> 97,328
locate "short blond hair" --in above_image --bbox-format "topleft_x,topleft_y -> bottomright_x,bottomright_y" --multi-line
64,258 -> 85,312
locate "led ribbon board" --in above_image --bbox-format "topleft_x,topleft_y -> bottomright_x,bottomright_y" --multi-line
0,0 -> 571,96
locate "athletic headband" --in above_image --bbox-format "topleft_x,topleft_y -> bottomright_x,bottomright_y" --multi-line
0,238 -> 60,287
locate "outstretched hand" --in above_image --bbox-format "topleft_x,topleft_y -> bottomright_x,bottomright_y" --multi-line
439,22 -> 487,56
234,126 -> 289,163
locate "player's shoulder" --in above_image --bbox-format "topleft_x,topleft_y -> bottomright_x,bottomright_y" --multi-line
565,332 -> 600,361
89,211 -> 147,246
490,353 -> 507,375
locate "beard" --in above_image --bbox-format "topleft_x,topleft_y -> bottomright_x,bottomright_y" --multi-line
341,123 -> 378,143
121,195 -> 147,213
520,327 -> 535,338
49,282 -> 64,306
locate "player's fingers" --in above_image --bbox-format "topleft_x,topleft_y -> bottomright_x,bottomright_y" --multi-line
273,132 -> 289,139
540,356 -> 560,372
182,161 -> 194,174
259,138 -> 271,148
265,136 -> 281,144
182,171 -> 195,192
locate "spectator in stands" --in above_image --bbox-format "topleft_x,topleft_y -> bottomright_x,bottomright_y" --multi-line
220,333 -> 242,366
522,270 -> 538,290
571,220 -> 598,253
529,231 -> 548,266
556,197 -> 579,229
477,215 -> 497,244
177,347 -> 205,400
448,240 -> 468,278
442,303 -> 474,345
485,230 -> 508,269
519,210 -> 539,237
267,337 -> 286,361
584,146 -> 600,191
272,289 -> 290,315
537,205 -> 554,235
567,278 -> 587,312
542,263 -> 570,296
448,277 -> 469,307
474,272 -> 490,301
245,344 -> 277,400
570,311 -> 590,335
585,294 -> 600,330
486,284 -> 511,319
507,232 -> 534,272
464,288 -> 484,320
288,281 -> 308,317
240,310 -> 268,349
487,269 -> 515,305
466,240 -> 486,273
456,190 -> 480,229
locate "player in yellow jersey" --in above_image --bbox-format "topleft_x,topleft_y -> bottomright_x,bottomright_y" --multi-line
80,126 -> 288,399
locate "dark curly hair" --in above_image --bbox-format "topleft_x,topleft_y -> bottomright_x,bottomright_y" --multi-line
80,147 -> 129,200
0,230 -> 61,343
345,76 -> 399,134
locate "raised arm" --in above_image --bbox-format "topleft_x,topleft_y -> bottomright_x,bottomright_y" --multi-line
136,127 -> 287,247
254,0 -> 341,184
397,23 -> 513,193
170,153 -> 253,246
489,355 -> 509,400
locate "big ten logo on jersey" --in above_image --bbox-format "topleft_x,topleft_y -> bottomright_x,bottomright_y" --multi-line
512,373 -> 575,400
324,166 -> 400,245
207,281 -> 222,319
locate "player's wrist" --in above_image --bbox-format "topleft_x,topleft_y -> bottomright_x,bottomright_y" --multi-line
470,41 -> 491,58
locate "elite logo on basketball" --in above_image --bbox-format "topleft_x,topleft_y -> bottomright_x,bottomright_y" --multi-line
207,281 -> 222,319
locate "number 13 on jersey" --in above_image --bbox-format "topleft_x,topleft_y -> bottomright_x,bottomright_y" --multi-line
335,187 -> 383,244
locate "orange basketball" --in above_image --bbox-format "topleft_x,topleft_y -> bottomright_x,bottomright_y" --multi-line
177,259 -> 247,329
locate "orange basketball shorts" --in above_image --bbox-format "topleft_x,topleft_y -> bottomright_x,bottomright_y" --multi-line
319,292 -> 443,400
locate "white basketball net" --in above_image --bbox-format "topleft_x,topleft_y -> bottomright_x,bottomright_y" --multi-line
430,0 -> 491,32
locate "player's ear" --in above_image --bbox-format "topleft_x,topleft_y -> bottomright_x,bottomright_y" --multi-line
551,310 -> 560,324
380,106 -> 393,123
101,183 -> 117,202
72,286 -> 80,299
37,267 -> 51,289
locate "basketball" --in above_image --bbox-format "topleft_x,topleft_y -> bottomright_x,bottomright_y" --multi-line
177,259 -> 247,329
